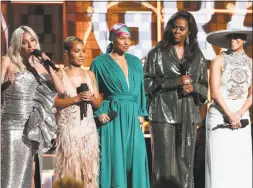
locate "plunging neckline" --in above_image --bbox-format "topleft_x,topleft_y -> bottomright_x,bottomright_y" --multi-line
107,53 -> 130,89
62,68 -> 89,94
172,45 -> 185,63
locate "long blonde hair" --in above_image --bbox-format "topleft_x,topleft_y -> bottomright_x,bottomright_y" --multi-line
7,25 -> 41,72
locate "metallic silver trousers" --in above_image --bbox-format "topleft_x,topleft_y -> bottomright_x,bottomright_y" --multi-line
150,122 -> 197,188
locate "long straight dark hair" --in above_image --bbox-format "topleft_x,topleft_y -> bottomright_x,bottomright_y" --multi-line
163,11 -> 199,61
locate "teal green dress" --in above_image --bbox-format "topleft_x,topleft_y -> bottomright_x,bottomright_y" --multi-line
90,53 -> 150,188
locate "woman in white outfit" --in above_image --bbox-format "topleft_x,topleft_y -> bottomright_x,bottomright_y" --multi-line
205,27 -> 252,188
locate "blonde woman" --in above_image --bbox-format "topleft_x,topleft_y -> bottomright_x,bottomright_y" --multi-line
1,26 -> 64,188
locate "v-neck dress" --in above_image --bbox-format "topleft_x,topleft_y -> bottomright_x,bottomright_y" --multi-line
90,53 -> 150,188
54,68 -> 99,188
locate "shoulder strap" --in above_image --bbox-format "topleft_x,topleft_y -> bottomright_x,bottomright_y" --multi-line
84,70 -> 93,85
84,70 -> 94,93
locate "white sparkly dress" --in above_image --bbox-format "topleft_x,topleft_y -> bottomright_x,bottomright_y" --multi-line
205,51 -> 252,188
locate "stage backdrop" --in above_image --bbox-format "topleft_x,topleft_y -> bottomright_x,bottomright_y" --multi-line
1,1 -> 252,122
1,1 -> 252,64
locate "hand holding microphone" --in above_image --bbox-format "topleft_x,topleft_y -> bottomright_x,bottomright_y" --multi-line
77,83 -> 93,120
32,49 -> 59,71
77,84 -> 94,102
178,63 -> 193,97
177,75 -> 192,85
97,111 -> 117,126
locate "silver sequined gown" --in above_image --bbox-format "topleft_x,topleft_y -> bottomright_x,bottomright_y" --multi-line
1,70 -> 57,188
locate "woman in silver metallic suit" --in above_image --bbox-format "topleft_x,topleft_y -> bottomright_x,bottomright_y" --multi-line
144,11 -> 208,188
1,26 -> 64,188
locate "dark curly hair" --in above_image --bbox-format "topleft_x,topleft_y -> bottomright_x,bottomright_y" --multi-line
163,11 -> 199,61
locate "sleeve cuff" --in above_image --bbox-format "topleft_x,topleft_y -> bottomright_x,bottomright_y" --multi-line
138,110 -> 148,117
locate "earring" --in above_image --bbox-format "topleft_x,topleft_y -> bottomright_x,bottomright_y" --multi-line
111,42 -> 115,52
243,41 -> 246,45
186,35 -> 190,45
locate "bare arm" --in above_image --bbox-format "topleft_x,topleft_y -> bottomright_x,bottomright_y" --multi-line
40,53 -> 65,94
53,69 -> 81,109
1,56 -> 14,93
210,55 -> 241,127
86,70 -> 103,109
48,67 -> 65,94
238,58 -> 252,116
1,56 -> 10,84
54,94 -> 81,109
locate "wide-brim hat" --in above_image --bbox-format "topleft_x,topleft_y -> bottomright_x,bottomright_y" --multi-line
206,29 -> 252,49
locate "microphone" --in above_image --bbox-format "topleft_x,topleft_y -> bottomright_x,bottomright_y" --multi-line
77,83 -> 89,120
95,110 -> 118,127
178,61 -> 191,98
108,110 -> 117,120
212,119 -> 249,131
179,61 -> 190,75
32,49 -> 58,71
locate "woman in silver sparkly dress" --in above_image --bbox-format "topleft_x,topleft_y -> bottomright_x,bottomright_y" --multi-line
205,27 -> 252,188
1,26 -> 64,188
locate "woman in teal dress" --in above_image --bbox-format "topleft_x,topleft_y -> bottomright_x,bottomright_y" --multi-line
90,23 -> 150,188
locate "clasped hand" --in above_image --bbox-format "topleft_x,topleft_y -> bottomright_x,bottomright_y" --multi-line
227,111 -> 242,129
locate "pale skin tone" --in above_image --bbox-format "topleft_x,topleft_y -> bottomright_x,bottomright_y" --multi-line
54,41 -> 102,109
1,31 -> 64,188
171,17 -> 193,94
98,33 -> 144,126
1,32 -> 64,93
210,36 -> 252,129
